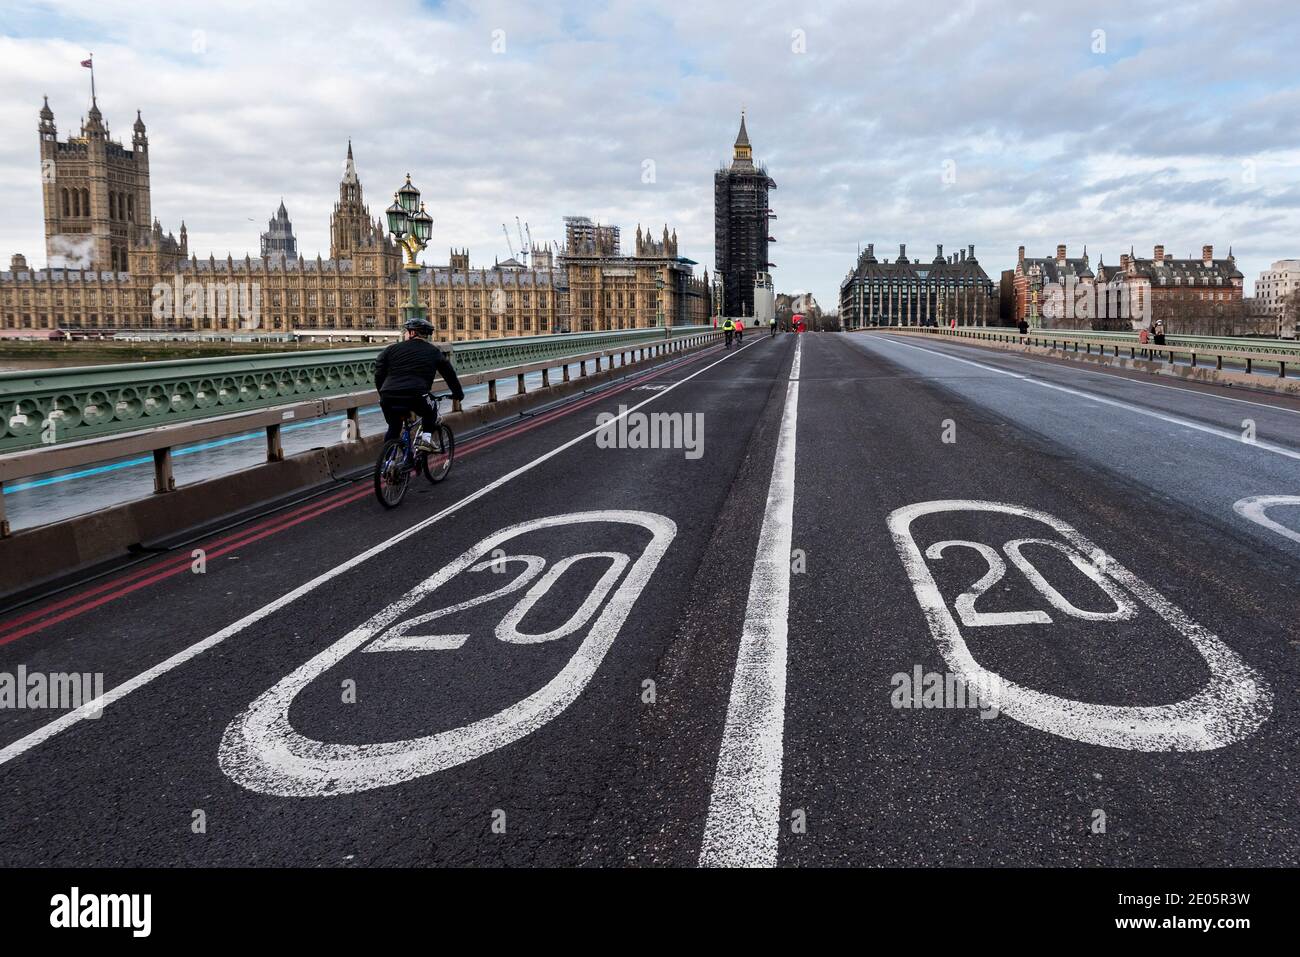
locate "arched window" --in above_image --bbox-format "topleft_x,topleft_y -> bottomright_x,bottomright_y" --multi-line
71,190 -> 79,216
81,188 -> 90,217
127,195 -> 134,221
62,188 -> 70,217
108,191 -> 116,220
119,193 -> 126,220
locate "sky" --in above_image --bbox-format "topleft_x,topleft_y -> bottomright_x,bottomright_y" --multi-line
2,0 -> 1300,309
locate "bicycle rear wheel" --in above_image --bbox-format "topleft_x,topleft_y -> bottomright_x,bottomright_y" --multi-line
421,424 -> 455,483
374,439 -> 411,507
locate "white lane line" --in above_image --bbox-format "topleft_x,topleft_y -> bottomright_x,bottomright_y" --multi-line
911,334 -> 1300,417
1233,495 -> 1300,547
871,335 -> 1300,463
0,335 -> 772,771
700,337 -> 801,867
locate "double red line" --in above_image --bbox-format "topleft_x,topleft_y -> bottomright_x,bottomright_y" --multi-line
0,344 -> 722,646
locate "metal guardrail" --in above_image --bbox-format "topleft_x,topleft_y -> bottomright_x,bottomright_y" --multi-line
0,329 -> 722,536
0,325 -> 713,455
870,326 -> 1295,376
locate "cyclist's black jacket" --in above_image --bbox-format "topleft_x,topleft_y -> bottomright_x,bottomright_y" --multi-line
374,338 -> 465,400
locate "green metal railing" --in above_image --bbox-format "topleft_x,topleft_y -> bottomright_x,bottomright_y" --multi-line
0,326 -> 713,454
1015,328 -> 1300,356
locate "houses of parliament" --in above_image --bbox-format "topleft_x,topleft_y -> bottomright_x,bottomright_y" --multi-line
0,95 -> 710,339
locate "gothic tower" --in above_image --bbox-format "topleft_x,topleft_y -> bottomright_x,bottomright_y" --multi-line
713,111 -> 775,317
39,95 -> 152,272
261,199 -> 297,259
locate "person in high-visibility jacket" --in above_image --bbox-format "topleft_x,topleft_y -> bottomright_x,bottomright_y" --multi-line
722,318 -> 736,348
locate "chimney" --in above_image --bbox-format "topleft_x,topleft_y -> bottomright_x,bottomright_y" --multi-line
1057,244 -> 1067,262
867,243 -> 874,258
967,244 -> 975,259
1202,244 -> 1213,264
961,249 -> 966,262
936,243 -> 943,259
899,243 -> 907,259
1120,253 -> 1130,270
1154,244 -> 1164,262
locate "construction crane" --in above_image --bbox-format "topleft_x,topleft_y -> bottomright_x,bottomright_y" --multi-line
515,217 -> 528,266
501,223 -> 517,262
524,222 -> 534,261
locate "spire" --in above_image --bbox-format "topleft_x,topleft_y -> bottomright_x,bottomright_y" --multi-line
731,110 -> 754,166
342,140 -> 358,185
39,95 -> 53,122
735,110 -> 750,148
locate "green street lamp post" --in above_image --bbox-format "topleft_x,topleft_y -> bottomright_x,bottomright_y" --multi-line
385,174 -> 434,324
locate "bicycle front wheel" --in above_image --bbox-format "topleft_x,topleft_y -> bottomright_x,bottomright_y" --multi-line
374,439 -> 411,508
421,424 -> 455,483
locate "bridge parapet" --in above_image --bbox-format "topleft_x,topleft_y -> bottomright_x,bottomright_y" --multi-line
0,326 -> 712,455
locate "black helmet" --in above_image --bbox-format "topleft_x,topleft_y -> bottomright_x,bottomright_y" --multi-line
404,316 -> 434,336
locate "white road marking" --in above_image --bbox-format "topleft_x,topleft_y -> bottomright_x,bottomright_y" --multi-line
0,335 -> 770,771
700,337 -> 801,867
911,334 -> 1300,417
219,512 -> 673,797
1233,495 -> 1300,547
872,335 -> 1300,463
889,500 -> 1273,751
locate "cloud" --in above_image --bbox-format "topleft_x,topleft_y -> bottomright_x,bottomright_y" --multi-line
1,0 -> 1299,306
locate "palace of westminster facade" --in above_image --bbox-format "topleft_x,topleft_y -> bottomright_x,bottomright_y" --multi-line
1,96 -> 710,340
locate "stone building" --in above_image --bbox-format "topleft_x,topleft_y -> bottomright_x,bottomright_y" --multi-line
838,243 -> 997,328
1104,244 -> 1244,331
1011,244 -> 1095,327
1254,259 -> 1300,317
38,94 -> 152,273
562,221 -> 710,332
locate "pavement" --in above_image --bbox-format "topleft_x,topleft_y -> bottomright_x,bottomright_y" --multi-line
0,330 -> 1296,867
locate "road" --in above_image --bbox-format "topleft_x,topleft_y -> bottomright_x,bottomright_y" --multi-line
0,330 -> 1297,867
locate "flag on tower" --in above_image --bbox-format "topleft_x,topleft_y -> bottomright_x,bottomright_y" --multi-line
80,58 -> 92,68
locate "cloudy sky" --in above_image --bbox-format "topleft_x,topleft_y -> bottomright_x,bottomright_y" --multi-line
2,0 -> 1299,308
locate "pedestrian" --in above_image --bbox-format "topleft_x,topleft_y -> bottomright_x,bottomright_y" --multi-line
1018,318 -> 1029,336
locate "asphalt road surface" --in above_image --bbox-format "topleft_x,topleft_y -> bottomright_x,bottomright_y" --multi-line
1,330 -> 1297,867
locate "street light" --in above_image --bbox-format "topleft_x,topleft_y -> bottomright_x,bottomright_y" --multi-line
386,174 -> 433,324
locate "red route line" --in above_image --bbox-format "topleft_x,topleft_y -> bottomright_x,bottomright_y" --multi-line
0,343 -> 722,645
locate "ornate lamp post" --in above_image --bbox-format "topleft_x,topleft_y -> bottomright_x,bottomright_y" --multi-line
385,174 -> 434,324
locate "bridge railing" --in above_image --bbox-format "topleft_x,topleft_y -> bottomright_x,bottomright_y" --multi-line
0,327 -> 721,537
0,325 -> 714,456
866,325 -> 1296,377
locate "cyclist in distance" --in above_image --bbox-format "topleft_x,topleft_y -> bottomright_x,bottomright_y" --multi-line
375,316 -> 465,450
722,317 -> 736,348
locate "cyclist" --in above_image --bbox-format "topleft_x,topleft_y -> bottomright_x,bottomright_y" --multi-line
735,318 -> 745,342
722,317 -> 736,348
375,316 -> 465,450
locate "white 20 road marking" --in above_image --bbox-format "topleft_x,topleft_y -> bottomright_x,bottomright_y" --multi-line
219,511 -> 673,796
700,337 -> 801,867
890,500 -> 1272,751
0,335 -> 767,772
1234,495 -> 1300,547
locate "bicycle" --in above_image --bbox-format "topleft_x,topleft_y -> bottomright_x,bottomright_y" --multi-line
373,393 -> 455,509
724,329 -> 735,349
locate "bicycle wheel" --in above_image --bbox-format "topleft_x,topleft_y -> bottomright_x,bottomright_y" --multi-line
421,424 -> 455,483
374,439 -> 411,508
